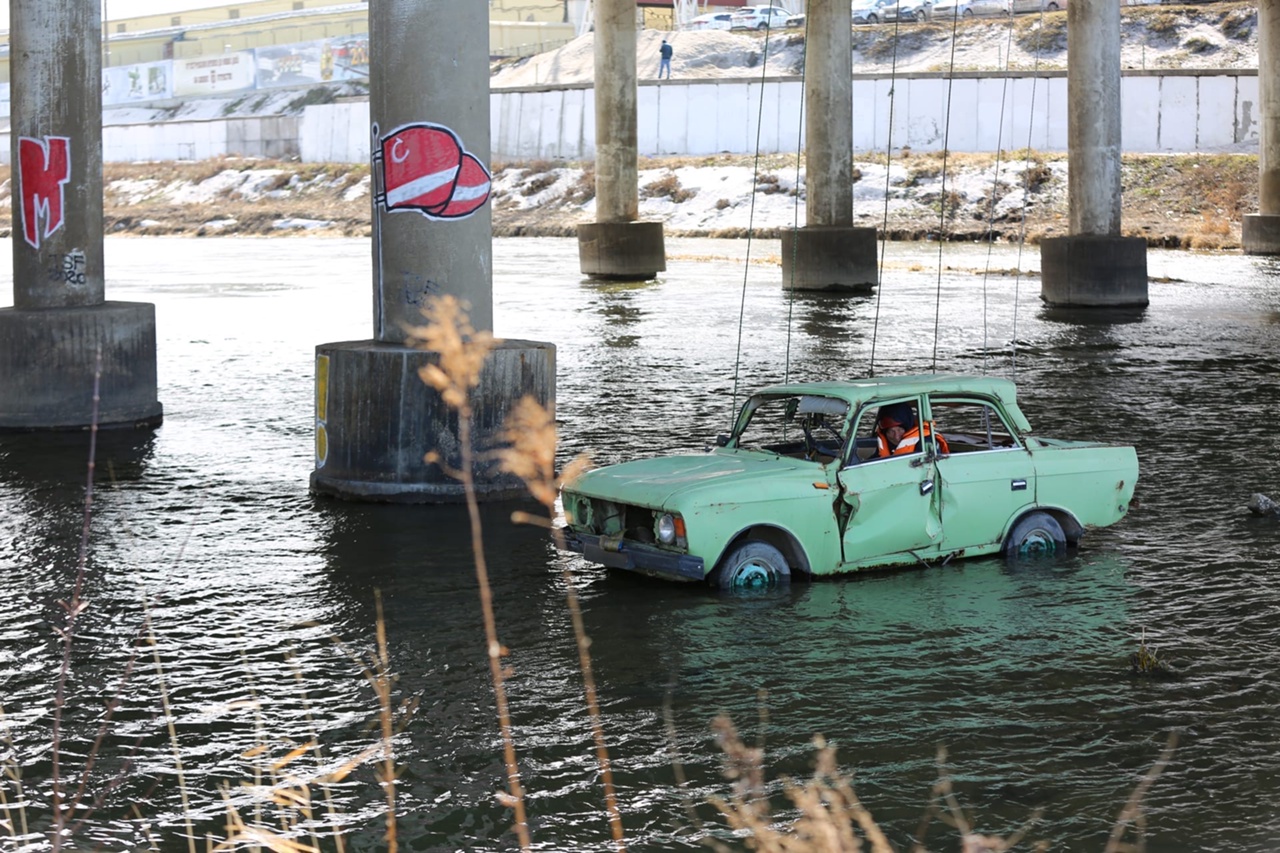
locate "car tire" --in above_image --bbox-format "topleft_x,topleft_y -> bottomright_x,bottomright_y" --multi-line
717,541 -> 792,589
962,7 -> 973,16
757,21 -> 768,29
1003,512 -> 1067,558
1046,1 -> 1059,8
868,13 -> 879,23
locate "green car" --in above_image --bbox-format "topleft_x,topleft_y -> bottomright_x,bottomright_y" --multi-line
559,375 -> 1138,588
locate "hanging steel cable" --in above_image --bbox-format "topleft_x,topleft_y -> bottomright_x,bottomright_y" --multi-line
978,17 -> 1023,375
868,1 -> 907,379
930,6 -> 965,373
1010,4 -> 1050,382
730,16 -> 782,428
783,0 -> 812,387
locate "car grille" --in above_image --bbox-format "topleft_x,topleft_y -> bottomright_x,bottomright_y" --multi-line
564,493 -> 659,545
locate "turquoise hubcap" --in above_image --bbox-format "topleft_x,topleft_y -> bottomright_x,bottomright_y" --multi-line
1018,528 -> 1059,556
732,561 -> 775,588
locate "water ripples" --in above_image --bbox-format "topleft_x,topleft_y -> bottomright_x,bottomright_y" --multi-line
2,238 -> 1280,849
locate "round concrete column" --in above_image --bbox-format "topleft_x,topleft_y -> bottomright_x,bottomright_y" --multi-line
577,0 -> 665,280
1041,0 -> 1146,307
1244,0 -> 1280,253
312,0 -> 555,503
784,0 -> 876,292
1,0 -> 161,430
370,0 -> 493,336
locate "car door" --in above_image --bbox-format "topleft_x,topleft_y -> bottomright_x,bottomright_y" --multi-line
929,396 -> 1035,554
835,398 -> 943,568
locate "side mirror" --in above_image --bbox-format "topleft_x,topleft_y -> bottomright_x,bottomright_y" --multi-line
715,434 -> 730,447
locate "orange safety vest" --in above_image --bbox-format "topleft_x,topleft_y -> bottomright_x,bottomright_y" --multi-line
876,422 -> 949,458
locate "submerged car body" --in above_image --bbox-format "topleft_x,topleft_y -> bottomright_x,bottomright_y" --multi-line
560,375 -> 1138,587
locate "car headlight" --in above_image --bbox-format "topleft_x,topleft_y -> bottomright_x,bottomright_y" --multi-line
657,513 -> 677,544
656,513 -> 687,547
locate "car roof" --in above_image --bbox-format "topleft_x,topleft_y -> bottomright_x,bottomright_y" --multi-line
750,373 -> 1023,410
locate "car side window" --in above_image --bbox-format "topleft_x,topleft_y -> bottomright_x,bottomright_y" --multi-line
847,398 -> 922,463
928,398 -> 1019,453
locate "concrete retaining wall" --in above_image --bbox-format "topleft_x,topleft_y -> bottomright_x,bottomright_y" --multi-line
303,71 -> 1260,164
0,115 -> 301,164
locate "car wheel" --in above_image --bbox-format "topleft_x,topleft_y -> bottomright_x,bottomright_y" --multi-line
868,13 -> 879,23
717,541 -> 792,589
1046,1 -> 1059,8
1003,512 -> 1067,558
962,7 -> 973,16
757,21 -> 768,29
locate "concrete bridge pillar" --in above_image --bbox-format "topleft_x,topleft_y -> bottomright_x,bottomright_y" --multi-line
311,0 -> 555,503
578,0 -> 666,279
1040,0 -> 1147,307
782,0 -> 877,292
0,0 -> 161,430
1243,0 -> 1280,253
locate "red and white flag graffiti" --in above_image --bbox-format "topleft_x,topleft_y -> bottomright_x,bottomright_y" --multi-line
18,136 -> 71,250
374,122 -> 490,221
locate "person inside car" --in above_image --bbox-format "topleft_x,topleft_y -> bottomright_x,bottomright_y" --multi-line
875,403 -> 949,457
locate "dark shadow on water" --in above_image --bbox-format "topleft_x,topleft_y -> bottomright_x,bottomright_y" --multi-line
1038,304 -> 1148,326
0,430 -> 157,489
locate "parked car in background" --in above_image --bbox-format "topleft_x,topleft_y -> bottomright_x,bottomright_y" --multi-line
851,0 -> 897,24
931,0 -> 1010,17
560,375 -> 1139,588
786,12 -> 806,27
884,0 -> 933,22
730,4 -> 792,29
1010,0 -> 1063,11
688,12 -> 733,30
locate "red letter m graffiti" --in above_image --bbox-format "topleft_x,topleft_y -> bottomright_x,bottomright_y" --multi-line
18,136 -> 71,250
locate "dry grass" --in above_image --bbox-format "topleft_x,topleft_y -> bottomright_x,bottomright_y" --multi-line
1013,15 -> 1067,54
708,714 -> 1178,853
0,151 -> 1248,248
643,172 -> 696,203
705,628 -> 1183,850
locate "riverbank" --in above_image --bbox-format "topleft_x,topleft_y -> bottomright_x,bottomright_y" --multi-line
0,151 -> 1252,250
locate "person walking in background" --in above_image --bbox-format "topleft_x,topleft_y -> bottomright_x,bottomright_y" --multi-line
659,39 -> 673,79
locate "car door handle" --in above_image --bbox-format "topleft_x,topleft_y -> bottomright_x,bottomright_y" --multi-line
920,479 -> 934,496
1011,479 -> 1028,491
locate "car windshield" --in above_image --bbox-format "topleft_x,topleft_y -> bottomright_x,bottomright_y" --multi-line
733,394 -> 851,460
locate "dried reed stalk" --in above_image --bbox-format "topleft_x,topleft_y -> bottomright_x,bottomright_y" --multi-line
498,397 -> 625,850
407,295 -> 531,850
49,350 -> 103,852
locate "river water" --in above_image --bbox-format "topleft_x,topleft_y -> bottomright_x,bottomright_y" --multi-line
2,235 -> 1280,851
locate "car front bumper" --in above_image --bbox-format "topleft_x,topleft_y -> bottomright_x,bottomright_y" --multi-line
560,529 -> 707,582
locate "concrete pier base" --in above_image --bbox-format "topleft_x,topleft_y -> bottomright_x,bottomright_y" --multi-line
578,221 -> 666,280
0,302 -> 162,431
1242,214 -> 1280,254
1040,235 -> 1148,307
781,226 -> 878,292
311,338 -> 556,503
